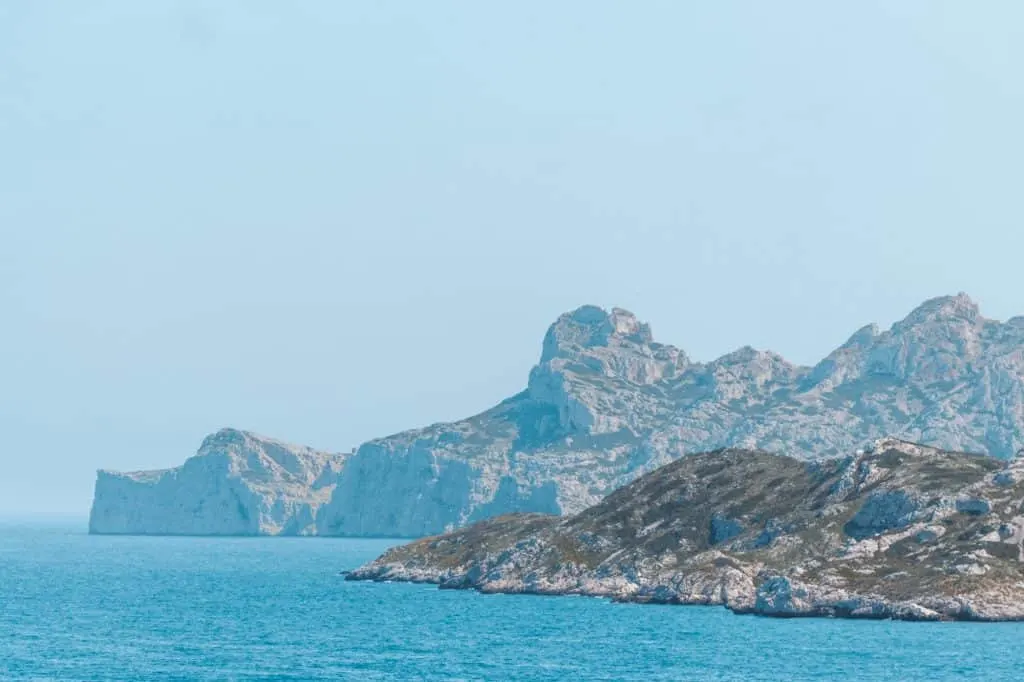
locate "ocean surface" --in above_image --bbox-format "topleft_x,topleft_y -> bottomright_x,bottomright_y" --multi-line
3,523 -> 1024,681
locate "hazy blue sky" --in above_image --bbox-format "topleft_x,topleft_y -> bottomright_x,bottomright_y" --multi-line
2,1 -> 1022,515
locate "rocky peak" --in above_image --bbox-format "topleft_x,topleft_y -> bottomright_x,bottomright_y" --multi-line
197,427 -> 279,461
710,346 -> 794,368
194,427 -> 342,484
539,306 -> 653,363
866,293 -> 988,382
796,294 -> 997,386
843,323 -> 882,349
536,305 -> 687,379
528,305 -> 687,434
701,347 -> 805,402
198,427 -> 249,451
609,307 -> 653,342
805,324 -> 880,390
897,293 -> 981,329
524,305 -> 684,432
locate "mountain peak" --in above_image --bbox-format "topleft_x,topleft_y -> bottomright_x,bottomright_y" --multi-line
199,427 -> 285,451
898,292 -> 981,329
608,307 -> 651,341
197,428 -> 327,459
540,305 -> 653,362
200,427 -> 251,449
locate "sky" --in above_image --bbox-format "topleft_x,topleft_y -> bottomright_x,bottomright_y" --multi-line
2,1 -> 1023,516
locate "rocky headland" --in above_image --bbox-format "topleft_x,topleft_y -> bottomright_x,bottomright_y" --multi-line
348,439 -> 1024,621
89,428 -> 347,535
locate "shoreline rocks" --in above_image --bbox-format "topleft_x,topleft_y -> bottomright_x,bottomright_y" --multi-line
347,440 -> 1024,621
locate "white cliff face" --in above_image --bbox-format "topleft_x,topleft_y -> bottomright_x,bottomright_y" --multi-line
92,294 -> 1024,538
89,429 -> 347,535
317,293 -> 1024,537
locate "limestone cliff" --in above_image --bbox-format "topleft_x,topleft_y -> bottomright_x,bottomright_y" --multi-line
92,294 -> 1024,537
89,429 -> 346,535
317,294 -> 1024,536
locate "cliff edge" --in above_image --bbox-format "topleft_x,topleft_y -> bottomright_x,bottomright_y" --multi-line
89,428 -> 346,535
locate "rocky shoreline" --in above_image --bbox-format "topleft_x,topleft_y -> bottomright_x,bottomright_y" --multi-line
348,440 -> 1024,621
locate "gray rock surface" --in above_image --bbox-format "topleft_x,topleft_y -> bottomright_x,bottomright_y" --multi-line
348,439 -> 1024,621
319,293 -> 1024,536
92,293 -> 1024,537
89,429 -> 347,535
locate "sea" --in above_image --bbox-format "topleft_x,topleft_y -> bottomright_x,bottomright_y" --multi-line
2,521 -> 1023,681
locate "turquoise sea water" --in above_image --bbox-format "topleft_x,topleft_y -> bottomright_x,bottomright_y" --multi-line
3,523 -> 1023,681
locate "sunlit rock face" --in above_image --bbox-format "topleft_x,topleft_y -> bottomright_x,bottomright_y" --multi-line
89,429 -> 346,536
318,293 -> 1024,537
93,294 -> 1024,537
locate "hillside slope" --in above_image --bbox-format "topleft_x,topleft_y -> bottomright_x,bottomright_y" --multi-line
349,439 -> 1024,621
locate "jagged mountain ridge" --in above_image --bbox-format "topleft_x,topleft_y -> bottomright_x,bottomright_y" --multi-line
91,293 -> 1024,536
318,293 -> 1024,536
347,439 -> 1024,621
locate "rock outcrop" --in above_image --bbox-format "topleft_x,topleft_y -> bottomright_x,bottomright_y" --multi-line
89,429 -> 347,535
318,293 -> 1024,536
348,439 -> 1024,621
92,293 -> 1024,537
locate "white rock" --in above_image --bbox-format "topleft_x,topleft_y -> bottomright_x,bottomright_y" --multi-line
93,294 -> 1024,537
89,428 -> 346,535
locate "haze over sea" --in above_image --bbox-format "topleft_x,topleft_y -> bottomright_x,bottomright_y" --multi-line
3,522 -> 1021,681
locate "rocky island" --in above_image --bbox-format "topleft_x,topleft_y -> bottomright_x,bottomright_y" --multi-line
91,293 -> 1024,537
348,439 -> 1024,621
